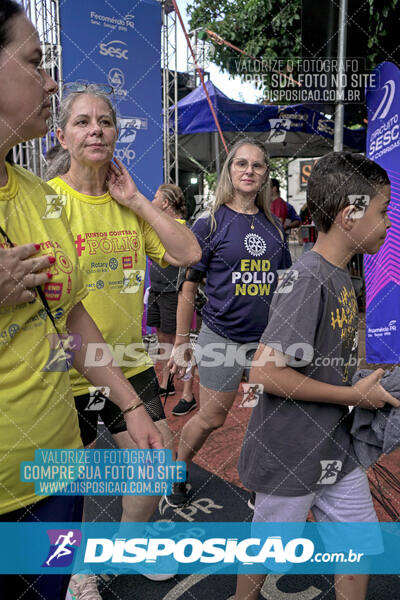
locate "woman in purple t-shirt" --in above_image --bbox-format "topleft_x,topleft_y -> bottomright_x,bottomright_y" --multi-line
166,139 -> 291,507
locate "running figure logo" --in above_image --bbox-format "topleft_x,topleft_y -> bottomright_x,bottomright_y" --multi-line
43,194 -> 66,219
43,529 -> 82,567
275,269 -> 299,294
317,460 -> 343,485
121,269 -> 144,293
239,383 -> 263,408
85,386 -> 110,411
42,333 -> 82,372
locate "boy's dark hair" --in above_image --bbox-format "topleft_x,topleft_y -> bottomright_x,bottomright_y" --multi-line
307,152 -> 390,233
270,178 -> 280,191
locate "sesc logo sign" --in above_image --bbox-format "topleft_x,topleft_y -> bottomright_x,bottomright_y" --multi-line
99,40 -> 128,61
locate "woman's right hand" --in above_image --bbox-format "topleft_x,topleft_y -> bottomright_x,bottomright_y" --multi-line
168,337 -> 195,379
0,244 -> 54,306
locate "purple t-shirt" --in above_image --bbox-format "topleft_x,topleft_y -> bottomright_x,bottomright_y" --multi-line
191,205 -> 291,343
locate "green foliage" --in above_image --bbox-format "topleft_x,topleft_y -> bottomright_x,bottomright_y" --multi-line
187,0 -> 399,76
269,158 -> 288,188
366,0 -> 399,69
187,0 -> 302,78
204,171 -> 218,191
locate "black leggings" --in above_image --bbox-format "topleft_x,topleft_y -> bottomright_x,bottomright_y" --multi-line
74,367 -> 165,446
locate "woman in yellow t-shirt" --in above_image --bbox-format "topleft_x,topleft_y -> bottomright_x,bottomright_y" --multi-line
0,4 -> 164,599
46,86 -> 201,592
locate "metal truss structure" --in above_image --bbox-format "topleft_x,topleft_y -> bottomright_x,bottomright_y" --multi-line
186,28 -> 211,89
161,0 -> 179,184
18,0 -> 180,185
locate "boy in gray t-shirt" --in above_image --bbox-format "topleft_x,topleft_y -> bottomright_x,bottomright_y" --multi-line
235,152 -> 400,600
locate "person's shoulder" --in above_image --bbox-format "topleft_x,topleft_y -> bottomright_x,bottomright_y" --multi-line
46,176 -> 65,194
268,211 -> 283,230
14,166 -> 64,203
191,209 -> 212,231
13,164 -> 48,190
289,251 -> 327,282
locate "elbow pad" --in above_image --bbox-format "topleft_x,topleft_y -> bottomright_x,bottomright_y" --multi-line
176,267 -> 204,292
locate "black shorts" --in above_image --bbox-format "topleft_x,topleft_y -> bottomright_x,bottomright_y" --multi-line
74,367 -> 165,446
146,290 -> 178,335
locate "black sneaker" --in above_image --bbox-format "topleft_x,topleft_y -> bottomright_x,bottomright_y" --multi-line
172,396 -> 197,416
159,384 -> 175,397
247,491 -> 256,510
164,481 -> 190,507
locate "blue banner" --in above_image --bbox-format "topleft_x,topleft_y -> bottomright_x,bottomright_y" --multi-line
0,521 -> 399,574
59,0 -> 163,198
365,61 -> 400,363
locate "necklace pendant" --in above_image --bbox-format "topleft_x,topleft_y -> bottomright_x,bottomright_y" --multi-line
251,223 -> 255,230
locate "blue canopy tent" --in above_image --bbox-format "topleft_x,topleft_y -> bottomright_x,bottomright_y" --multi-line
172,80 -> 366,171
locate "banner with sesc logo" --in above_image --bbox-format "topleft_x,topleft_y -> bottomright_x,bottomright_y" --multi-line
59,0 -> 162,198
365,61 -> 400,363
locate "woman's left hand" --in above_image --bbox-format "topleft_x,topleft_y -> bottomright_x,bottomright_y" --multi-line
107,157 -> 143,210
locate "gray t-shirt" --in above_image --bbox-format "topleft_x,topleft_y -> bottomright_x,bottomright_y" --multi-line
238,251 -> 359,496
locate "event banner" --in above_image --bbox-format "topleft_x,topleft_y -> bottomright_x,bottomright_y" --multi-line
59,0 -> 163,198
1,521 -> 399,575
365,61 -> 400,363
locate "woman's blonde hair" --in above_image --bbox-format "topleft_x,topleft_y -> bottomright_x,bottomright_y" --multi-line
209,138 -> 282,238
157,183 -> 186,218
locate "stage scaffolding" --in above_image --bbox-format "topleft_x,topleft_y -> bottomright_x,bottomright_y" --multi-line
15,0 -> 180,185
161,0 -> 179,184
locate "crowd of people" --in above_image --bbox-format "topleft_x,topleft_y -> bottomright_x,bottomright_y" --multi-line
1,3 -> 399,600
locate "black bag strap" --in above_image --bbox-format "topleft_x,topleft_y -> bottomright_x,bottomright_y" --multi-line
163,372 -> 175,407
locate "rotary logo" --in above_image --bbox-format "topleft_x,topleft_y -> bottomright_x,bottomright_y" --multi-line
244,233 -> 266,257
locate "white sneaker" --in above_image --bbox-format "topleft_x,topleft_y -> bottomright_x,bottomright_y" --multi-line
99,569 -> 175,582
142,572 -> 175,581
69,574 -> 102,599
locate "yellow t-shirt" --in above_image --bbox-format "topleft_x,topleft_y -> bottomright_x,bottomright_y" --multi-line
47,177 -> 168,396
0,164 -> 86,515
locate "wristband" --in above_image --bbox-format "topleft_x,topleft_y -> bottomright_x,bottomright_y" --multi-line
175,332 -> 190,337
122,401 -> 144,416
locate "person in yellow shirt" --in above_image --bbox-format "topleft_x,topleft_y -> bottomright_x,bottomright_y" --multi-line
0,3 -> 163,600
46,85 -> 201,597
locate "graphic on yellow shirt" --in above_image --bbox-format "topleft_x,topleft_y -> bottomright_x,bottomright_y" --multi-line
42,193 -> 66,219
0,165 -> 85,514
47,177 -> 167,395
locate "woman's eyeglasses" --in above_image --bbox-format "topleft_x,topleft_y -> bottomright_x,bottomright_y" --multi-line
62,82 -> 114,95
231,158 -> 268,175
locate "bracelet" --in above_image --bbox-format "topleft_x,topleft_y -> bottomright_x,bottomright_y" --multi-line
175,332 -> 190,337
122,401 -> 144,416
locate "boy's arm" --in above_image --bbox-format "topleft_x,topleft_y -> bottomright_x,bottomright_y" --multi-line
250,344 -> 400,409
